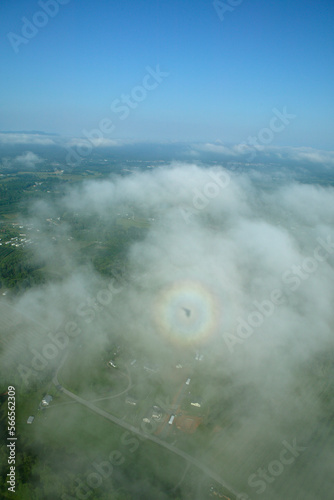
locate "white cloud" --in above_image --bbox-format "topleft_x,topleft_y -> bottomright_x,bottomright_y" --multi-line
14,151 -> 44,169
190,142 -> 334,167
1,164 -> 334,497
66,137 -> 122,148
0,133 -> 56,146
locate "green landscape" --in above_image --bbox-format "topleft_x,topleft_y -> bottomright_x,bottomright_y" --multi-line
1,160 -> 334,500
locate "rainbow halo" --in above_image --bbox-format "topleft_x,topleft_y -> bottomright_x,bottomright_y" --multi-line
153,280 -> 219,346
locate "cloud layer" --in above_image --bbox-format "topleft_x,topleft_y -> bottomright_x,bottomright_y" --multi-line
1,163 -> 334,499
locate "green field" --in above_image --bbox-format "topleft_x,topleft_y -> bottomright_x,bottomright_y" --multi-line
116,217 -> 150,229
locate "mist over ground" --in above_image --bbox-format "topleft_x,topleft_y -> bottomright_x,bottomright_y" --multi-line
1,163 -> 334,499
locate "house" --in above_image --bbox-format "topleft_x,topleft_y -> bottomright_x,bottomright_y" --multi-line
27,416 -> 34,424
41,395 -> 53,407
125,397 -> 137,406
151,407 -> 162,420
191,397 -> 202,408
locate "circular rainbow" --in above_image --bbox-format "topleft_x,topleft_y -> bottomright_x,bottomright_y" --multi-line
153,280 -> 220,346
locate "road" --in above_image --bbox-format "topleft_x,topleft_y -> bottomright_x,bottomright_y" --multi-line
53,354 -> 240,499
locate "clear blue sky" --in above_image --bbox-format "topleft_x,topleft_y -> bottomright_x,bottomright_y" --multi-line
1,0 -> 333,148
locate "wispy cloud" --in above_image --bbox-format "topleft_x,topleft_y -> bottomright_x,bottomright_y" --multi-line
190,143 -> 334,167
0,132 -> 57,146
14,151 -> 44,169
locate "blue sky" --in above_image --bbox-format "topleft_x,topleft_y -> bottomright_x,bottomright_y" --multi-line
1,0 -> 334,148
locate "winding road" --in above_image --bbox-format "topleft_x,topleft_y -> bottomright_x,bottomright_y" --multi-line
53,353 -> 239,499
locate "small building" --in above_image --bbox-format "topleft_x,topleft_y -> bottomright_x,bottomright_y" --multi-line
108,360 -> 117,368
41,395 -> 53,407
186,378 -> 191,385
27,416 -> 34,424
191,399 -> 202,408
125,397 -> 137,406
152,408 -> 162,420
168,414 -> 175,425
